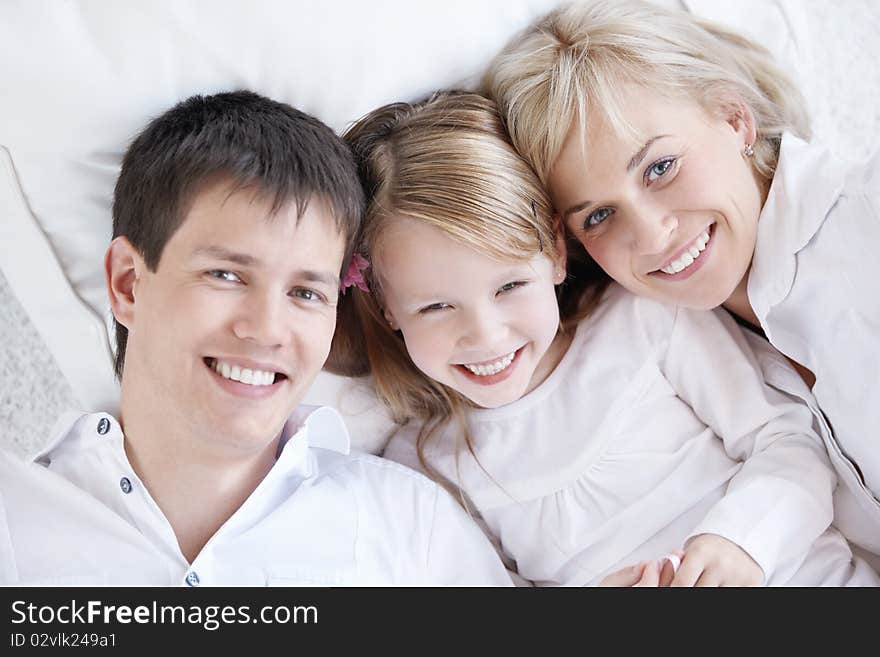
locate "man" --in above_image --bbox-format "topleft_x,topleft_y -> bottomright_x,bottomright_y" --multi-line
0,91 -> 511,585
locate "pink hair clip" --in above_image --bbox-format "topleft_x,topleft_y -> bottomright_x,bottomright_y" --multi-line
341,253 -> 370,293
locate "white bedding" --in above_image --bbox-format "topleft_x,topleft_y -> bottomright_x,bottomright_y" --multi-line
1,0 -> 878,457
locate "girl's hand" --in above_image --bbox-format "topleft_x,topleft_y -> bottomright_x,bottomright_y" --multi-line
598,560 -> 660,586
671,534 -> 763,587
598,549 -> 686,587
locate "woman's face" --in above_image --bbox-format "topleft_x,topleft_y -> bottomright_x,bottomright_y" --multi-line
548,86 -> 765,310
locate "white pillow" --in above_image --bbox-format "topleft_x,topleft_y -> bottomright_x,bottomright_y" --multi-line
8,0 -> 876,455
0,0 -> 571,424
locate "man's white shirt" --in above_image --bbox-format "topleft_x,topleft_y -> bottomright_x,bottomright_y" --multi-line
0,406 -> 511,586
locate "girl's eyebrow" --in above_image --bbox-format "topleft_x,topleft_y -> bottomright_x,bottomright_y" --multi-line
627,135 -> 669,171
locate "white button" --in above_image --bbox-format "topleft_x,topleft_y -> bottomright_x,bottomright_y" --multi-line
185,571 -> 200,587
119,477 -> 132,494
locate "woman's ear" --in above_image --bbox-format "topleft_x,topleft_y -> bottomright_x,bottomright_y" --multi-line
551,213 -> 568,285
719,93 -> 758,151
105,236 -> 142,330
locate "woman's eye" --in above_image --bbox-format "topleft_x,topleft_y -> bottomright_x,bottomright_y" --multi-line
498,281 -> 525,294
208,270 -> 241,283
585,207 -> 613,229
645,157 -> 676,184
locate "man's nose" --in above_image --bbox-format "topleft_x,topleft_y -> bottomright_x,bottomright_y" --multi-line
232,290 -> 289,347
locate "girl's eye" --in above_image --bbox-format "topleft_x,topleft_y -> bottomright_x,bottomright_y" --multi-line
419,302 -> 451,314
645,157 -> 676,184
498,281 -> 525,294
584,207 -> 614,230
208,270 -> 242,283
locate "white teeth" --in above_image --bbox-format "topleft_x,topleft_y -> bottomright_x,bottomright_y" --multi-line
462,351 -> 516,376
212,359 -> 277,386
660,228 -> 711,275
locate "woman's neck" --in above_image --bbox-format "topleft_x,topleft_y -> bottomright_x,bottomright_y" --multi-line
722,272 -> 760,329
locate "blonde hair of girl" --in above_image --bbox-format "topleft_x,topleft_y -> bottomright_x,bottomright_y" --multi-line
328,91 -> 608,495
483,0 -> 810,185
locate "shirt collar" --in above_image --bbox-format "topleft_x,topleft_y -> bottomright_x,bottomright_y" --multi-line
273,405 -> 351,476
33,405 -> 351,469
31,410 -> 122,465
748,134 -> 847,323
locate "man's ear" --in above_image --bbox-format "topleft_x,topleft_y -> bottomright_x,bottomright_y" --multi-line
105,236 -> 143,330
551,213 -> 568,285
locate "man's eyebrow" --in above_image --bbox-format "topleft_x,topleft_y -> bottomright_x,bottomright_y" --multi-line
192,246 -> 339,286
298,270 -> 340,287
192,246 -> 258,266
627,135 -> 669,172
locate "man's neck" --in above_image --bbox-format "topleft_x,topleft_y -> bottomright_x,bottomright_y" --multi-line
119,399 -> 279,563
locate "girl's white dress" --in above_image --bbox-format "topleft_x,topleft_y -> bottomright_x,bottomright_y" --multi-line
384,285 -> 879,586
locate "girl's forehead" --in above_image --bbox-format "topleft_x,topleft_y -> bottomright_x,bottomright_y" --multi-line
376,214 -> 543,266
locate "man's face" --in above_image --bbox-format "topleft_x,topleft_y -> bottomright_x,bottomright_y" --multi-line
120,180 -> 346,451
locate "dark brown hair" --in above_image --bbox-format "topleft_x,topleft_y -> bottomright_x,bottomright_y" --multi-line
111,90 -> 364,378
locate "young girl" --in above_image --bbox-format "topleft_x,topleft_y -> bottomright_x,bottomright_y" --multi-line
483,0 -> 880,553
331,91 -> 878,586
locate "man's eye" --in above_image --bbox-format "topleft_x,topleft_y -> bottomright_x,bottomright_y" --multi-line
645,157 -> 676,184
293,288 -> 325,302
585,207 -> 613,229
208,270 -> 241,283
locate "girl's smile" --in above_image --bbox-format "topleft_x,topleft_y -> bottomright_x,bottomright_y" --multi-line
376,217 -> 566,409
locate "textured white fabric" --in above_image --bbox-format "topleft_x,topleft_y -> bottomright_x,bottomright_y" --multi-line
0,405 -> 512,585
748,134 -> 880,551
0,0 -> 571,415
2,0 -> 878,455
384,287 -> 879,586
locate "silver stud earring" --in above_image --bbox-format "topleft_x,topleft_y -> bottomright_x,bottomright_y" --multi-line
742,143 -> 755,158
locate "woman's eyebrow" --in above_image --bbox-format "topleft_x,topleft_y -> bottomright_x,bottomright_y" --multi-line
561,135 -> 672,218
627,135 -> 669,171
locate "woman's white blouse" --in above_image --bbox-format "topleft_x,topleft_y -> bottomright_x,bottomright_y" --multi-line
384,287 -> 878,586
749,134 -> 880,546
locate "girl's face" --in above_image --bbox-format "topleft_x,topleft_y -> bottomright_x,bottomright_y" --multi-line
548,86 -> 765,310
377,217 -> 566,409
